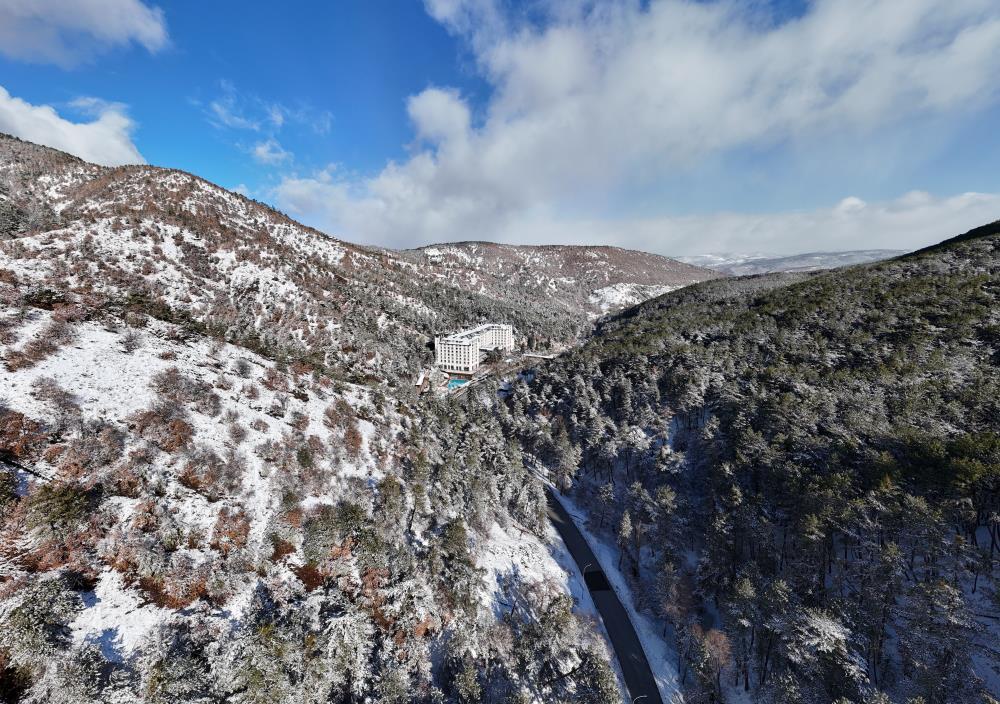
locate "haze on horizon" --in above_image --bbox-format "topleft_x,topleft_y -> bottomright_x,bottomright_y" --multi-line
1,0 -> 999,256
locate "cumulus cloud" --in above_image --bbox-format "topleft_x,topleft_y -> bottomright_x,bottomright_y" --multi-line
408,88 -> 471,146
251,138 -> 292,165
275,0 -> 1000,252
0,0 -> 168,66
0,85 -> 144,166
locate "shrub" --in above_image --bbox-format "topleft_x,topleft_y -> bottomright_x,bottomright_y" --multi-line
261,367 -> 288,392
296,447 -> 313,469
178,447 -> 240,501
130,403 -> 194,453
344,425 -> 363,460
25,482 -> 91,536
106,465 -> 143,498
55,421 -> 124,478
233,358 -> 252,378
51,304 -> 88,325
30,377 -> 80,434
131,499 -> 161,533
193,392 -> 222,418
301,506 -> 339,565
266,396 -> 287,419
289,360 -> 312,378
0,467 -> 17,508
269,534 -> 295,562
186,528 -> 205,550
210,508 -> 250,557
151,367 -> 211,406
323,398 -> 354,432
292,563 -> 324,592
20,287 -> 66,310
140,556 -> 209,608
0,578 -> 80,665
121,328 -> 143,353
228,422 -> 247,445
0,410 -> 46,462
289,411 -> 309,432
6,319 -> 75,370
124,311 -> 147,328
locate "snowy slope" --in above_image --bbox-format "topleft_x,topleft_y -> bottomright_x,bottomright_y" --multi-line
1,306 -> 389,659
408,241 -> 716,316
677,249 -> 904,275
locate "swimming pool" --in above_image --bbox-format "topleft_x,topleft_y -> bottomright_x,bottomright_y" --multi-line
447,379 -> 469,391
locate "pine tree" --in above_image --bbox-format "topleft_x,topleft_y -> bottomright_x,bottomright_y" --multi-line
617,510 -> 633,570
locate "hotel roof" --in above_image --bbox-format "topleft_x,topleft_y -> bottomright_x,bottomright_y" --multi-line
440,323 -> 509,343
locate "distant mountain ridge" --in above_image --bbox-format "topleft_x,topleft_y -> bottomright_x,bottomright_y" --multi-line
406,241 -> 717,315
0,133 -> 714,386
678,249 -> 904,275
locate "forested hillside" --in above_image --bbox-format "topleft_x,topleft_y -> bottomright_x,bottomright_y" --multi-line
4,129 -> 998,703
407,242 -> 715,316
0,136 -> 626,703
0,308 -> 620,702
512,224 -> 1000,703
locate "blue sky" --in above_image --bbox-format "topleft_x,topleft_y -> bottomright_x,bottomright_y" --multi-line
0,2 -> 486,190
1,0 -> 999,255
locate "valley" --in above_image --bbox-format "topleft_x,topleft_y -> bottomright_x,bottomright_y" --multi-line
0,135 -> 698,703
3,2 -> 999,702
0,134 -> 998,704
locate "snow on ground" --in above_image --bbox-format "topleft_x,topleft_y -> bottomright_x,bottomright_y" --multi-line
70,569 -> 165,661
476,520 -> 629,700
589,283 -> 679,313
556,492 -> 683,703
1,310 -> 389,658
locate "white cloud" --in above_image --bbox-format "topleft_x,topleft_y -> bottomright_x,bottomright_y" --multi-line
0,0 -> 167,67
0,85 -> 144,166
204,83 -> 333,168
275,165 -> 999,255
267,105 -> 285,129
251,138 -> 291,165
502,191 -> 1000,256
408,88 -> 470,146
274,0 -> 1000,253
207,82 -> 261,131
205,82 -> 334,137
307,110 -> 333,136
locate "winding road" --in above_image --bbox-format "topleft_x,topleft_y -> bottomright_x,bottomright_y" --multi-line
547,489 -> 664,704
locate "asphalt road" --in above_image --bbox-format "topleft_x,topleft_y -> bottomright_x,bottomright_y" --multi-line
546,489 -> 664,704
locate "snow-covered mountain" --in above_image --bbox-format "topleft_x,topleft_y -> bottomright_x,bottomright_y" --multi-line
407,241 -> 717,316
3,130 -> 998,704
0,133 -> 714,389
678,249 -> 904,275
0,134 -> 626,700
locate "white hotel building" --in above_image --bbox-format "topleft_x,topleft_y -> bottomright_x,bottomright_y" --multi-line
435,324 -> 515,375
